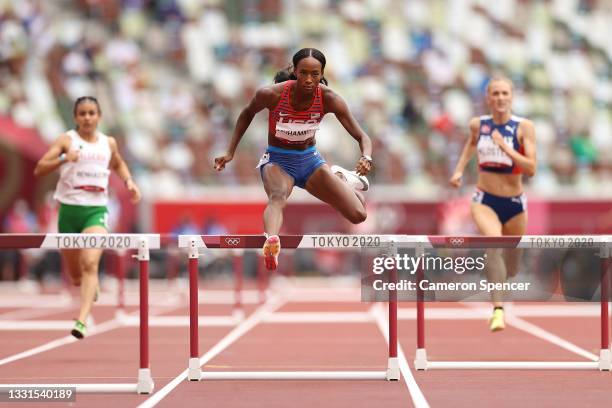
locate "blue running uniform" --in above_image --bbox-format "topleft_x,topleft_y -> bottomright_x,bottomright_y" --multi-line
257,145 -> 326,189
472,188 -> 527,224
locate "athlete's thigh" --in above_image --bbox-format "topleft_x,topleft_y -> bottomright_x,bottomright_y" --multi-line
501,212 -> 526,277
61,249 -> 81,277
305,165 -> 362,212
502,211 -> 527,235
261,164 -> 294,199
471,204 -> 503,236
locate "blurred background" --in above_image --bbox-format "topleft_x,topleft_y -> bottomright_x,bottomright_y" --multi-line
1,0 -> 611,285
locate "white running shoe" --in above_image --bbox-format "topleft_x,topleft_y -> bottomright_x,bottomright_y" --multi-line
331,165 -> 369,191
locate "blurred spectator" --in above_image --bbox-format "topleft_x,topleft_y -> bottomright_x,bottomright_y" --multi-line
203,216 -> 228,235
171,213 -> 200,236
0,0 -> 611,196
3,199 -> 37,234
1,199 -> 37,281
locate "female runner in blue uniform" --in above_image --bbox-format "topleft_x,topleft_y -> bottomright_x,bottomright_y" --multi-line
449,76 -> 537,331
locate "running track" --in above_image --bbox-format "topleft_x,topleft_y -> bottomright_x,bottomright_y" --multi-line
0,278 -> 610,407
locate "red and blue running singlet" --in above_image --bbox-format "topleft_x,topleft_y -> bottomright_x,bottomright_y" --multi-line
268,80 -> 325,146
476,115 -> 524,174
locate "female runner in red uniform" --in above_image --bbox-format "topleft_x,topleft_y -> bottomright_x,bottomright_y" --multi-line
215,48 -> 373,270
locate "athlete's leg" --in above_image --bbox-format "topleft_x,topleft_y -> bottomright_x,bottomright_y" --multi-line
261,164 -> 294,235
305,165 -> 367,224
334,170 -> 366,207
471,204 -> 503,236
61,249 -> 82,286
331,167 -> 367,206
502,212 -> 527,278
472,203 -> 506,330
261,164 -> 294,270
76,225 -> 106,325
58,204 -> 82,286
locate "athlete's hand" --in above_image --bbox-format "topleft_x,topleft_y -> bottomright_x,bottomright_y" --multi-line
449,171 -> 463,188
125,179 -> 141,203
491,130 -> 505,148
214,153 -> 234,171
65,149 -> 80,162
355,156 -> 372,176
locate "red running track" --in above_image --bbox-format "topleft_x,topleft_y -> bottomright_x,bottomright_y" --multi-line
0,282 -> 611,407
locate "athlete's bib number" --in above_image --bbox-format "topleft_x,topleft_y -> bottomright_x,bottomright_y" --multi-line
477,136 -> 512,167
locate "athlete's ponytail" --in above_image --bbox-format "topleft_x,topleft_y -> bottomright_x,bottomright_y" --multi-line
273,68 -> 294,84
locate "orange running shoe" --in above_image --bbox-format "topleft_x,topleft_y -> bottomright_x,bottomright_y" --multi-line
263,235 -> 281,270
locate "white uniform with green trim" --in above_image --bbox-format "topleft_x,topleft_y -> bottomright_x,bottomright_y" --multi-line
53,129 -> 112,206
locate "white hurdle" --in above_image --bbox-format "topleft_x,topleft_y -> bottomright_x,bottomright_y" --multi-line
0,233 -> 160,394
178,234 -> 402,382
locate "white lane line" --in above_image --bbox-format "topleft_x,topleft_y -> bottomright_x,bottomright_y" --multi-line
0,304 -> 183,367
137,295 -> 286,408
0,319 -> 122,366
397,307 -> 489,320
371,304 -> 430,408
461,303 -> 599,361
120,315 -> 242,327
0,320 -> 77,330
507,304 -> 600,317
263,311 -> 373,323
397,304 -> 602,319
506,315 -> 599,361
0,295 -> 73,308
0,307 -> 74,321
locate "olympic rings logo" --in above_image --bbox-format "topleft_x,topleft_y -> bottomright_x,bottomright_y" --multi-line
225,238 -> 241,246
448,237 -> 465,247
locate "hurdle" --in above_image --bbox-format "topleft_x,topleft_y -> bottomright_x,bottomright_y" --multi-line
178,234 -> 401,381
412,235 -> 612,371
0,233 -> 159,393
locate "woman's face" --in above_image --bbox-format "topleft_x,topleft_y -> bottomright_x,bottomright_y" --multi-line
486,80 -> 513,115
74,101 -> 100,132
294,56 -> 323,93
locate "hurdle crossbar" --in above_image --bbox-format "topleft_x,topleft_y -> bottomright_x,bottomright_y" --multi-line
0,233 -> 159,393
178,234 -> 402,381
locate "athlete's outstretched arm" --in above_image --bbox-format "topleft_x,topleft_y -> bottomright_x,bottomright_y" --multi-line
449,117 -> 479,188
109,137 -> 141,203
491,120 -> 536,176
34,134 -> 78,177
214,87 -> 276,171
323,88 -> 373,176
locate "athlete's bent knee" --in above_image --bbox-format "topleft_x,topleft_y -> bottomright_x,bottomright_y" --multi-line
268,191 -> 288,207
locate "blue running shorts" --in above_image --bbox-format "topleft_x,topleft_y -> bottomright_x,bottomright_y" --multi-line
472,189 -> 527,224
257,145 -> 326,189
